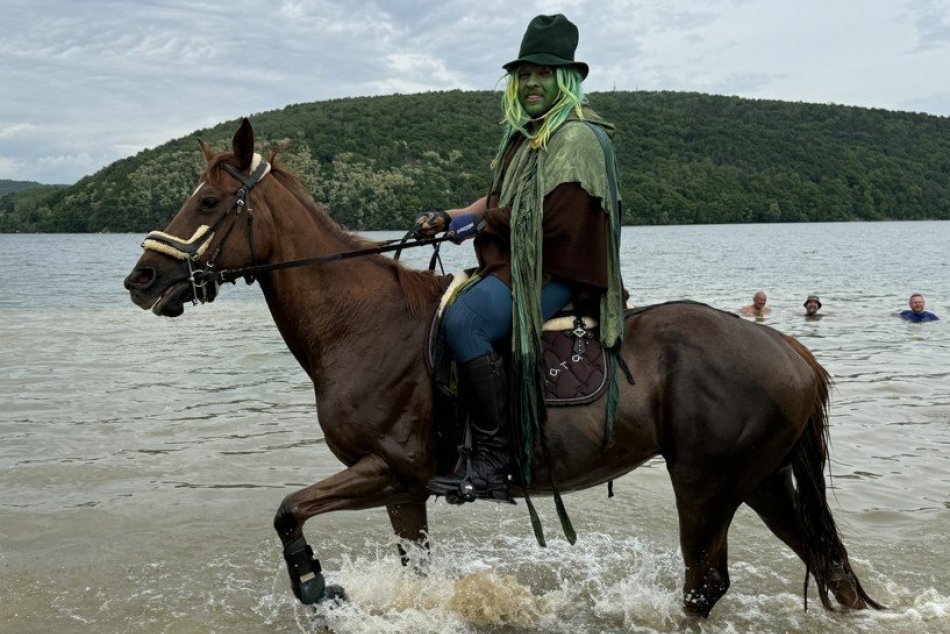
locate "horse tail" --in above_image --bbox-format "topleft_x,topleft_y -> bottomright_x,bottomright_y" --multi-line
783,335 -> 884,610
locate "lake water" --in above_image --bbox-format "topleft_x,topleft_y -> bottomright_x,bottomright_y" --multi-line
1,222 -> 948,633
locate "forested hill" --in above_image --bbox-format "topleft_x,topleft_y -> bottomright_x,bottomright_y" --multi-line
0,179 -> 62,196
2,90 -> 949,232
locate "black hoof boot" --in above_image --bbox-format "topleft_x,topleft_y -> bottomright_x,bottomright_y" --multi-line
283,536 -> 326,605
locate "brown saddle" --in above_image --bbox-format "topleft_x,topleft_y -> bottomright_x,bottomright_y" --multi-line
426,307 -> 609,407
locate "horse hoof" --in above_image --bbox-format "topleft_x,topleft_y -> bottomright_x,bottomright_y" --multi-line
323,584 -> 348,605
300,582 -> 346,607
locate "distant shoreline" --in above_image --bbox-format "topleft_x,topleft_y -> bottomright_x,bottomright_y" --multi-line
3,91 -> 949,232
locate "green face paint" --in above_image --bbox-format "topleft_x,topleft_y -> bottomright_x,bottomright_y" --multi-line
517,64 -> 559,118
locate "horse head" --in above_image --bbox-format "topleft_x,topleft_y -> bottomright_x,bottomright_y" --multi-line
124,118 -> 277,317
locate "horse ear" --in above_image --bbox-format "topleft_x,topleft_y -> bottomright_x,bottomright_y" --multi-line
232,118 -> 254,171
198,139 -> 216,164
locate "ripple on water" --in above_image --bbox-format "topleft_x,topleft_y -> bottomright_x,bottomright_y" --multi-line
2,227 -> 950,632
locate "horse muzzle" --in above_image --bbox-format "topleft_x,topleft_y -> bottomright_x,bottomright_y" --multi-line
124,264 -> 217,317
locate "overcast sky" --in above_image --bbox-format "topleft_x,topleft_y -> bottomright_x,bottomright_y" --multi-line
2,0 -> 949,184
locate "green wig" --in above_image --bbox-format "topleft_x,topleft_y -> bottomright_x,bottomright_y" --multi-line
496,66 -> 587,158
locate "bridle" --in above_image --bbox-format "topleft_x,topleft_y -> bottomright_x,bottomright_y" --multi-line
140,153 -> 454,306
141,154 -> 272,304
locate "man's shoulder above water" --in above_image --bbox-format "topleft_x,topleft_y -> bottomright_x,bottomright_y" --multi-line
899,310 -> 939,322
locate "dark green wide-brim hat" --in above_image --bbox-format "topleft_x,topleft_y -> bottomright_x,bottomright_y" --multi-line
503,14 -> 589,80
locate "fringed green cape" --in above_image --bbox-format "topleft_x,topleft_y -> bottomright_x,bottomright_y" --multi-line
491,107 -> 625,545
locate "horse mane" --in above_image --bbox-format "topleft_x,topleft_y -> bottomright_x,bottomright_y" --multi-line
207,151 -> 442,320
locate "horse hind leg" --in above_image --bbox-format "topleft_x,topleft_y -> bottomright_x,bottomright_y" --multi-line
744,465 -> 884,611
744,466 -> 830,606
386,500 -> 430,572
671,476 -> 742,617
678,503 -> 740,617
744,466 -> 809,561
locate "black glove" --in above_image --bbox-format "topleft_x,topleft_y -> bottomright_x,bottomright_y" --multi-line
412,210 -> 451,239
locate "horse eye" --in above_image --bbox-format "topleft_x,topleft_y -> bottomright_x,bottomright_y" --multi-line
200,196 -> 220,210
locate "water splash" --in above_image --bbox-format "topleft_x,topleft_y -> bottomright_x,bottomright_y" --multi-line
247,530 -> 950,633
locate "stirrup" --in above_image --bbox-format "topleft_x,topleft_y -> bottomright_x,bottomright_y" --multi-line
428,450 -> 475,503
427,474 -> 478,504
428,474 -> 513,504
427,456 -> 514,505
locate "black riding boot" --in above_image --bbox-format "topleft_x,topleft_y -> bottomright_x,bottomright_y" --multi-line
428,350 -> 512,503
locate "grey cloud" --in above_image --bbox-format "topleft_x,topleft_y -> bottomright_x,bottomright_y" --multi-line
903,0 -> 950,50
2,0 -> 949,184
655,6 -> 719,31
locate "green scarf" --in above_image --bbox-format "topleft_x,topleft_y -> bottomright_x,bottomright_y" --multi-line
492,108 -> 624,545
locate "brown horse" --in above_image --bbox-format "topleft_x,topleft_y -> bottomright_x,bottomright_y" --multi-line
124,119 -> 883,617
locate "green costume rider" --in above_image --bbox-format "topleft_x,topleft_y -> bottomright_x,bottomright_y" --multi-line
418,14 -> 625,503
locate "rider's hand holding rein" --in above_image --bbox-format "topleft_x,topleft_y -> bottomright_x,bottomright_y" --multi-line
412,196 -> 489,240
412,210 -> 451,239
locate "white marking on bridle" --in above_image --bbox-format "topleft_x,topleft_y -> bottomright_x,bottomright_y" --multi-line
249,153 -> 271,179
142,225 -> 214,260
191,182 -> 205,197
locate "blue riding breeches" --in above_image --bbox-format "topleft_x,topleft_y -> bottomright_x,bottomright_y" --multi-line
443,274 -> 573,363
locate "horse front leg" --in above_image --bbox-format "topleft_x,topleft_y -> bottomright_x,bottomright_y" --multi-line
273,454 -> 419,604
387,500 -> 429,570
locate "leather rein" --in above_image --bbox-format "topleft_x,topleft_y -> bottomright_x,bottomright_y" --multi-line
141,156 -> 449,306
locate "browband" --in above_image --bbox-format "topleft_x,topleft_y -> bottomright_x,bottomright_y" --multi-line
141,154 -> 271,262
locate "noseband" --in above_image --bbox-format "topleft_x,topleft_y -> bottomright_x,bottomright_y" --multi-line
141,154 -> 271,304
